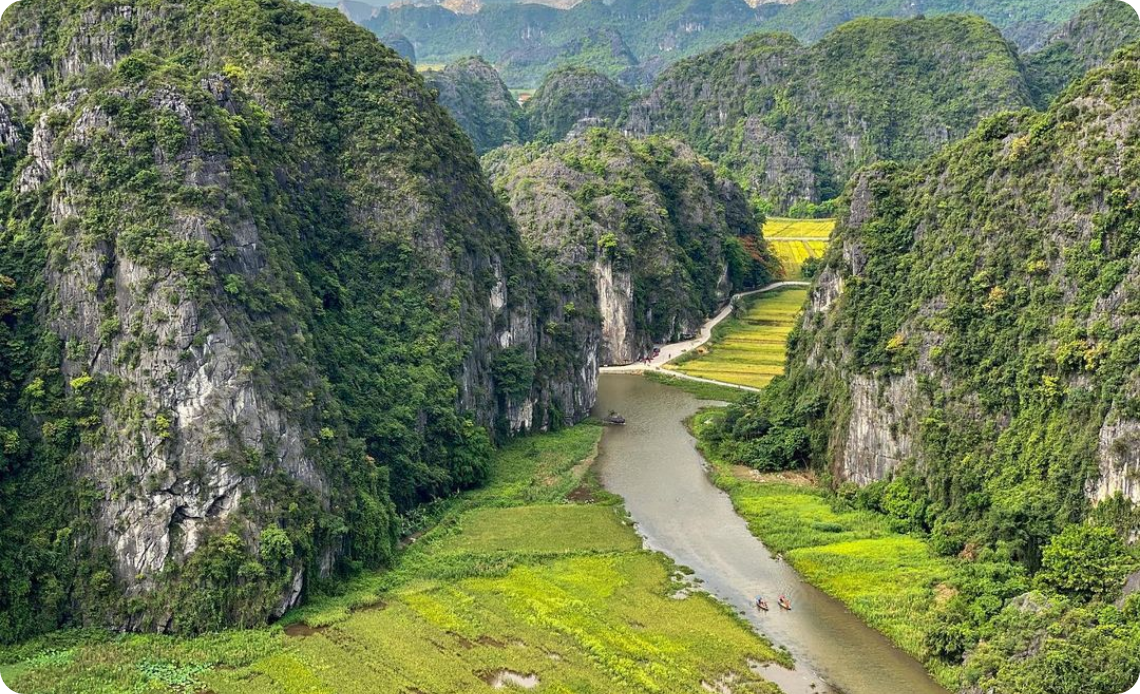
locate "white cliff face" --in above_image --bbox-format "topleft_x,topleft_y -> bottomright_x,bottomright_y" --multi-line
1090,414 -> 1140,504
840,375 -> 919,485
489,133 -> 757,373
595,257 -> 640,366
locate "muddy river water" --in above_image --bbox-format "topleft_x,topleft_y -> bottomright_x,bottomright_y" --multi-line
594,374 -> 949,694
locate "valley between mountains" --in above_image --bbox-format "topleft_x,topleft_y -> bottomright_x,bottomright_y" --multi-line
3,1 -> 1140,693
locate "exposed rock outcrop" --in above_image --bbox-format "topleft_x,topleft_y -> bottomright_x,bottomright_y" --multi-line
485,128 -> 773,366
0,0 -> 594,640
779,44 -> 1140,530
423,56 -> 522,153
523,66 -> 630,143
1025,0 -> 1140,107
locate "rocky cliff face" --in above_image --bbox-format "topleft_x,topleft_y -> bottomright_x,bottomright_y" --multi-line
0,0 -> 593,641
485,129 -> 771,366
423,56 -> 522,153
523,66 -> 630,143
625,16 -> 1034,210
382,32 -> 417,63
359,0 -> 1091,92
785,43 -> 1140,545
1024,0 -> 1140,107
365,0 -> 772,87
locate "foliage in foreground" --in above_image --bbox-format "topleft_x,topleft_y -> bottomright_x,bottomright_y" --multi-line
1,424 -> 791,694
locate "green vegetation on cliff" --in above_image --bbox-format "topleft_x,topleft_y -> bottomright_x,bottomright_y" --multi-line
626,15 -> 1035,210
1025,0 -> 1140,107
0,0 -> 591,641
702,41 -> 1140,694
359,0 -> 1098,87
424,56 -> 523,153
1,424 -> 791,694
364,0 -> 772,87
523,66 -> 631,144
421,61 -> 630,152
485,128 -> 776,364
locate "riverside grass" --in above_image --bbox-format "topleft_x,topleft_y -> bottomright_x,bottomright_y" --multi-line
644,371 -> 748,403
669,288 -> 808,389
762,218 -> 834,279
691,413 -> 965,689
0,424 -> 789,694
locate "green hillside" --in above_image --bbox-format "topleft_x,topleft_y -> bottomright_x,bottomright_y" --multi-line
703,40 -> 1140,693
627,15 -> 1033,210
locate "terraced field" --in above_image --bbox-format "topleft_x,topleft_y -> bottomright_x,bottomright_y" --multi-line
1,426 -> 789,694
763,218 -> 835,279
669,288 -> 808,389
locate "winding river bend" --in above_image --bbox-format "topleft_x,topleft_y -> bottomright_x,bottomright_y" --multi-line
593,374 -> 948,694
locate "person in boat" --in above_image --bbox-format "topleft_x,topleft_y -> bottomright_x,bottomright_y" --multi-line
756,596 -> 769,611
778,595 -> 792,610
604,411 -> 626,425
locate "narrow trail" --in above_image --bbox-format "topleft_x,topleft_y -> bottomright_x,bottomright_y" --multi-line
599,281 -> 810,393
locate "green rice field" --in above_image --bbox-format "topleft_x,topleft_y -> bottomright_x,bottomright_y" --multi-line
668,288 -> 808,389
763,218 -> 835,279
0,425 -> 789,694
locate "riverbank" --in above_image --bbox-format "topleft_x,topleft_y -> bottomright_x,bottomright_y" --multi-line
594,375 -> 949,694
690,410 -> 976,690
600,281 -> 809,389
594,274 -> 955,690
0,424 -> 791,694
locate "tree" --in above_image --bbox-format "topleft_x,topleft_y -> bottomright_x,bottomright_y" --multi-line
1037,525 -> 1135,601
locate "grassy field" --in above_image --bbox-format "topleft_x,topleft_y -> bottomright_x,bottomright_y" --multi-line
692,414 -> 968,689
762,218 -> 834,279
667,288 -> 807,389
643,372 -> 748,403
0,425 -> 791,694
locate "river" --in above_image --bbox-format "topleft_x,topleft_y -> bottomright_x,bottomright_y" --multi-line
593,374 -> 949,694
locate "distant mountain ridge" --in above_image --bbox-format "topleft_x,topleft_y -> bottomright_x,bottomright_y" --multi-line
358,0 -> 1097,86
625,15 -> 1036,209
419,5 -> 1139,215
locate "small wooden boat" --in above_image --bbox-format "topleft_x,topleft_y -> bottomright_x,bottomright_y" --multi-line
603,412 -> 627,425
756,598 -> 769,612
778,596 -> 792,611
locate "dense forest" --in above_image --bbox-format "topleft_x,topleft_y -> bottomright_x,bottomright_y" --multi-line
703,39 -> 1140,693
420,6 -> 1138,215
626,15 -> 1034,210
423,57 -> 523,153
4,0 -> 1140,692
421,61 -> 632,153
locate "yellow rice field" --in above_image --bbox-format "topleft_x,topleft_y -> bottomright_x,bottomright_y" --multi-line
762,217 -> 835,239
669,288 -> 808,389
762,218 -> 835,279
